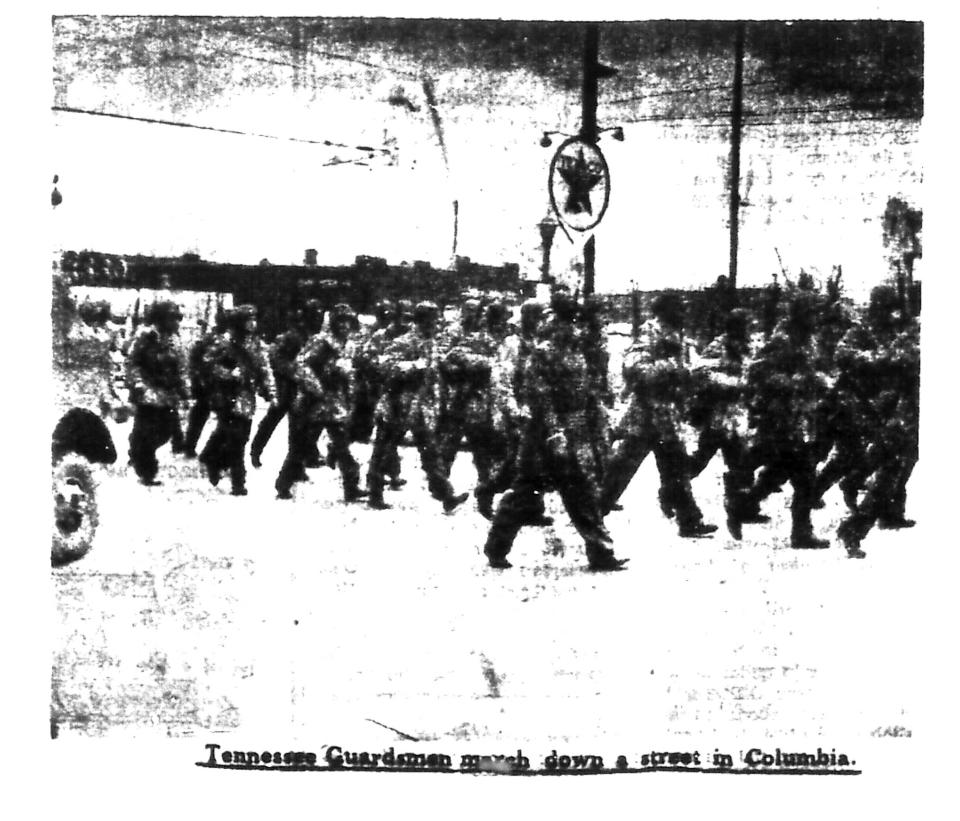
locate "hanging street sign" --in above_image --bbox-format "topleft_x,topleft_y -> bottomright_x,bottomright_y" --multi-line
548,136 -> 610,233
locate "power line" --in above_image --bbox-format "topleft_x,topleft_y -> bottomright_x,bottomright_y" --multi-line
608,79 -> 777,105
51,105 -> 394,156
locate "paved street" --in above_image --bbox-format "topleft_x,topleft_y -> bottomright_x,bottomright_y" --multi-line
51,410 -> 924,750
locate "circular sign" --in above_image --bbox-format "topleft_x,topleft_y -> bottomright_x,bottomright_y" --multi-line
548,137 -> 610,232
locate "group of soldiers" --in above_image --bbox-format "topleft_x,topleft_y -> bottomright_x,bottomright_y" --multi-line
119,276 -> 919,570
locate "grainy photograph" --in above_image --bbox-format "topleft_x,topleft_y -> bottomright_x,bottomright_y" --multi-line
46,10 -> 934,790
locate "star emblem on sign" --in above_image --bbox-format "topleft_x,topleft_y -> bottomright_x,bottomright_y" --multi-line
548,138 -> 610,232
557,147 -> 601,215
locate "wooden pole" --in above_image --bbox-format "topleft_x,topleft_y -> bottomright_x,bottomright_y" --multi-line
728,22 -> 746,290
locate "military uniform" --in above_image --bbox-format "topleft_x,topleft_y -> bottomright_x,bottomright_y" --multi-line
183,321 -> 223,457
600,296 -> 715,537
743,296 -> 830,548
686,309 -> 756,538
199,307 -> 275,495
275,306 -> 365,501
351,304 -> 407,486
483,304 -> 625,571
366,302 -> 467,512
837,291 -> 919,557
249,326 -> 305,467
125,301 -> 188,485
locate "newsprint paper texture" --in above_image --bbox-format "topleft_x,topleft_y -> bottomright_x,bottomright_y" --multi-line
12,1 -> 959,818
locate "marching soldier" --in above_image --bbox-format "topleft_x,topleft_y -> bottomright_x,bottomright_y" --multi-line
600,293 -> 717,538
350,300 -> 396,445
275,304 -> 366,502
687,308 -> 759,539
249,299 -> 324,468
742,293 -> 831,549
125,300 -> 188,486
483,291 -> 626,571
438,298 -> 486,473
366,301 -> 469,512
183,311 -> 226,458
199,305 -> 275,495
580,295 -> 614,487
837,286 -> 920,557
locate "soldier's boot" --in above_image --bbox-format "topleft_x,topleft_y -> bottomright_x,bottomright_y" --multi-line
838,518 -> 866,558
679,521 -> 719,538
274,463 -> 297,500
388,477 -> 408,490
443,492 -> 470,514
790,522 -> 830,550
230,463 -> 247,496
366,480 -> 392,510
584,533 -> 628,572
475,488 -> 495,520
344,485 -> 369,503
198,449 -> 221,488
676,495 -> 718,537
658,486 -> 676,519
877,516 -> 916,530
839,479 -> 860,512
726,513 -> 743,541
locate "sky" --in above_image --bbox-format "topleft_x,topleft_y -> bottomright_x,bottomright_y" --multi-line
50,17 -> 924,295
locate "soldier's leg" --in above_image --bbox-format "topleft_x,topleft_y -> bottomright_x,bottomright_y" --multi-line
326,421 -> 364,501
438,399 -> 467,477
789,446 -> 827,548
483,482 -> 538,568
367,415 -> 406,508
275,410 -> 313,498
199,412 -> 233,487
226,415 -> 252,495
549,442 -> 623,569
688,424 -> 723,479
599,426 -> 653,515
465,420 -> 503,518
170,405 -> 186,453
250,393 -> 290,464
384,443 -> 404,487
720,433 -> 755,539
129,405 -> 164,483
184,393 -> 211,456
411,419 -> 466,510
877,430 -> 918,528
653,427 -> 714,536
741,442 -> 788,519
837,459 -> 901,558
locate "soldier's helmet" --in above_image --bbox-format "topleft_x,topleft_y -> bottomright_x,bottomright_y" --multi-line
581,295 -> 605,332
651,292 -> 684,329
519,299 -> 544,334
786,292 -> 817,339
413,300 -> 439,326
330,303 -> 359,331
396,299 -> 415,322
550,288 -> 580,323
461,298 -> 483,328
148,299 -> 183,328
485,300 -> 509,332
226,304 -> 258,336
725,308 -> 750,343
867,285 -> 902,331
301,299 -> 325,334
374,300 -> 395,325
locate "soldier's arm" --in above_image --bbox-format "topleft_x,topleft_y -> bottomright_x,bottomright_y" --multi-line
294,339 -> 328,397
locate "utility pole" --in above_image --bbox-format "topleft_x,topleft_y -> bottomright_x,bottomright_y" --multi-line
580,23 -> 623,297
728,22 -> 746,290
581,24 -> 600,297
